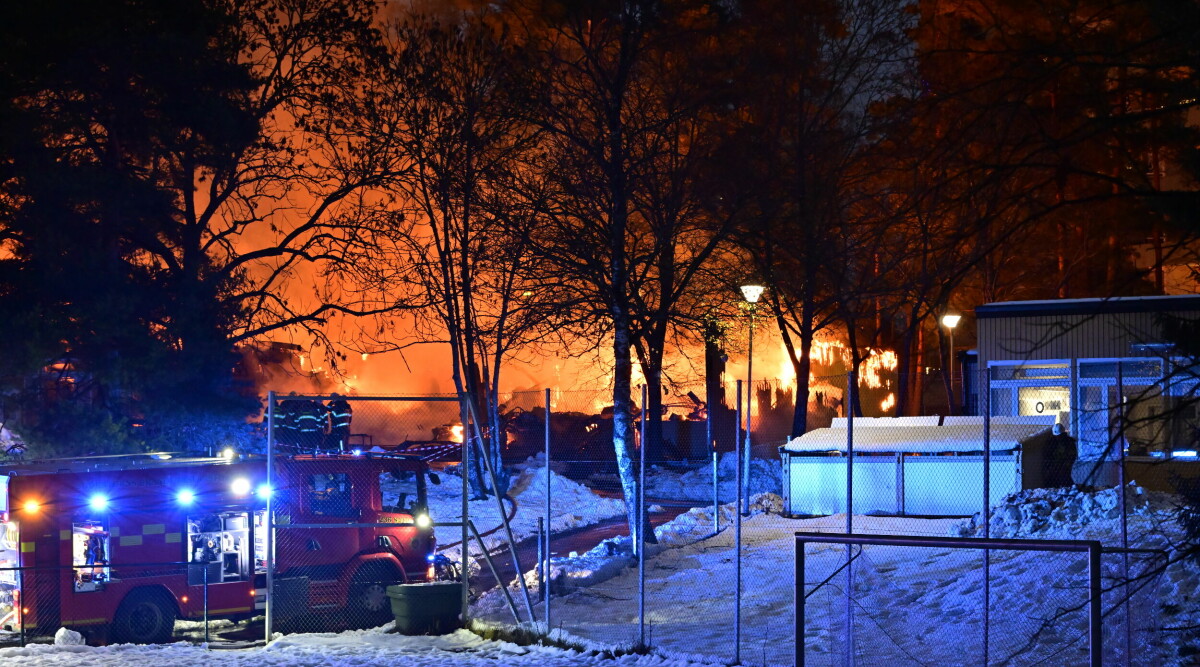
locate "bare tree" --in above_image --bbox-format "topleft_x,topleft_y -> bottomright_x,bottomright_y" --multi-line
513,0 -> 740,547
354,11 -> 558,497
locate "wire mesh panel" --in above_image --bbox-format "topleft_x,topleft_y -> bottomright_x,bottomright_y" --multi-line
797,536 -> 1104,667
519,388 -> 637,647
266,395 -> 458,636
0,561 -> 237,646
1100,550 -> 1166,667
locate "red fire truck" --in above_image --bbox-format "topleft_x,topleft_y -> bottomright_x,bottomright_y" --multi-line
0,452 -> 438,643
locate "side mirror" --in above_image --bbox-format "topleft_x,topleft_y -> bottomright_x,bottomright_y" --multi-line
428,472 -> 441,485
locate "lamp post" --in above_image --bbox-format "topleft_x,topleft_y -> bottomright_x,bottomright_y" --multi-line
942,313 -> 961,415
740,285 -> 764,515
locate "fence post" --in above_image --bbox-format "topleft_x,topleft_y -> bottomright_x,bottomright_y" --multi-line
536,517 -> 544,611
845,371 -> 856,667
638,384 -> 647,647
1117,362 -> 1131,665
460,393 -> 470,625
796,537 -> 806,667
204,560 -> 210,645
18,570 -> 24,647
846,371 -> 855,532
983,368 -> 992,665
265,390 -> 275,643
544,387 -> 552,633
735,379 -> 743,665
708,380 -> 718,535
1089,541 -> 1103,667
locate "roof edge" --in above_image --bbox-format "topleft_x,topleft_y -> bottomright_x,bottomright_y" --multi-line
977,295 -> 1200,319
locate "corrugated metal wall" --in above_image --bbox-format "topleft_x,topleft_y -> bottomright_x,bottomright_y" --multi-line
978,310 -> 1185,365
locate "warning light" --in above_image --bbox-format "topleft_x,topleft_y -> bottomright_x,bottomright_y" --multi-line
177,489 -> 196,506
256,484 -> 272,500
88,494 -> 109,511
231,478 -> 251,496
22,500 -> 39,514
181,595 -> 189,603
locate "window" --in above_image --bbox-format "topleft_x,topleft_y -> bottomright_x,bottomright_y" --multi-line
307,473 -> 356,518
1078,359 -> 1161,380
1017,386 -> 1070,420
382,469 -> 425,514
993,364 -> 1069,381
72,520 -> 109,592
187,512 -> 250,584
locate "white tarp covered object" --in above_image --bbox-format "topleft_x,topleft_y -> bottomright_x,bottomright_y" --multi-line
782,416 -> 1056,454
780,416 -> 1057,516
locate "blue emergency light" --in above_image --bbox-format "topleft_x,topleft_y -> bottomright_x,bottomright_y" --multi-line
256,484 -> 273,500
88,494 -> 109,511
177,489 -> 196,505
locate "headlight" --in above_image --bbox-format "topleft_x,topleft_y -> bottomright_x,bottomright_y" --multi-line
415,513 -> 432,529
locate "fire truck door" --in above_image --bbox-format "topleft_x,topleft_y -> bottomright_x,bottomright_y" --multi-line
23,517 -> 61,633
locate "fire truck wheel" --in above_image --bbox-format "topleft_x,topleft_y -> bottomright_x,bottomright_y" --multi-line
111,590 -> 176,644
348,565 -> 400,629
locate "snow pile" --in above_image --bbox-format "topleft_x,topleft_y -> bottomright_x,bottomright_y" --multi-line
644,452 -> 780,502
952,483 -> 1179,541
413,456 -> 624,560
477,492 -> 785,614
52,628 -> 85,646
0,624 -> 718,666
950,483 -> 1200,663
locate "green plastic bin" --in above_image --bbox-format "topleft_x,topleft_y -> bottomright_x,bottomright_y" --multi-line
385,581 -> 463,635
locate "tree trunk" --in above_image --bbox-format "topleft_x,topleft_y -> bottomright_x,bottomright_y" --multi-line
644,354 -> 665,462
704,319 -> 727,453
612,319 -> 654,551
847,319 -> 865,418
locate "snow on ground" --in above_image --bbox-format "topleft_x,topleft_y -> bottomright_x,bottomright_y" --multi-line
0,625 -> 717,667
475,484 -> 1200,666
643,452 -> 779,503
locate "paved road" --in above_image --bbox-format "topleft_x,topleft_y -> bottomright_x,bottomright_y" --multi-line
467,504 -> 692,594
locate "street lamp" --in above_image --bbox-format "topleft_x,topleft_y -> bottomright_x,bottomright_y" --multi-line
740,285 -> 764,515
942,313 -> 961,414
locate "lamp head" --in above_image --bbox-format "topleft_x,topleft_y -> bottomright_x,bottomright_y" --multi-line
740,285 -> 765,304
941,313 -> 962,329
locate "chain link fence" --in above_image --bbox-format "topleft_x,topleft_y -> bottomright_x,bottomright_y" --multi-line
447,366 -> 1183,666
9,366 -> 1185,658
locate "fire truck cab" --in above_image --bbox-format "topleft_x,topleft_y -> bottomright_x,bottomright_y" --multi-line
0,452 -> 436,644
